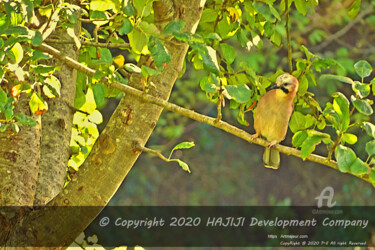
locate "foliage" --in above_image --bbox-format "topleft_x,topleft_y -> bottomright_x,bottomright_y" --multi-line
1,0 -> 375,188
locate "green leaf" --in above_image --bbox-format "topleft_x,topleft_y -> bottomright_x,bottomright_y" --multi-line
294,0 -> 307,15
138,21 -> 159,35
298,74 -> 308,95
14,114 -> 37,126
292,130 -> 308,148
162,21 -> 185,34
200,8 -> 218,23
119,18 -> 133,35
92,83 -> 106,108
123,2 -> 136,16
320,74 -> 354,84
30,50 -> 50,61
348,0 -> 361,19
0,87 -> 7,104
31,65 -> 55,74
148,36 -> 170,70
31,31 -> 43,46
174,159 -> 191,173
332,92 -> 350,132
366,140 -> 375,156
341,133 -> 357,145
300,134 -> 322,159
141,65 -> 161,77
29,92 -> 48,114
300,45 -> 314,60
289,111 -> 308,133
335,145 -> 356,173
200,76 -> 217,93
363,122 -> 375,138
172,141 -> 195,151
220,43 -> 235,65
370,168 -> 375,183
87,110 -> 103,124
1,26 -> 28,35
10,42 -> 23,64
351,95 -> 373,115
353,81 -> 370,98
128,28 -> 148,54
90,0 -> 120,11
91,10 -> 107,19
78,88 -> 96,114
133,0 -> 156,17
12,124 -> 20,133
0,123 -> 9,132
313,58 -> 344,72
43,75 -> 61,98
169,141 -> 195,160
268,4 -> 281,20
350,158 -> 368,175
192,44 -> 220,75
225,84 -> 251,103
98,48 -> 112,65
270,31 -> 281,47
354,60 -> 372,78
124,63 -> 141,73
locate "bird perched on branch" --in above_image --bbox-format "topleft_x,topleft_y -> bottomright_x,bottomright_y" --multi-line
252,73 -> 299,169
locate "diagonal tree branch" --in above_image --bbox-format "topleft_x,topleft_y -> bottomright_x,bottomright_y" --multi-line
35,43 -> 373,185
45,39 -> 131,49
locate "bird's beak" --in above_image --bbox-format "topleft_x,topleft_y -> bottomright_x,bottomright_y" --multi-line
269,84 -> 280,90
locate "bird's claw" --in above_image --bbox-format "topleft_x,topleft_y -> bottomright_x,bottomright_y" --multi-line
251,134 -> 259,141
268,140 -> 277,148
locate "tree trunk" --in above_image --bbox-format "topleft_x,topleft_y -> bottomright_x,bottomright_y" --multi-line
4,0 -> 206,247
33,24 -> 80,205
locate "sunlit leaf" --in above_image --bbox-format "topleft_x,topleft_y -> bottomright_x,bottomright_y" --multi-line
348,0 -> 361,19
362,122 -> 375,138
29,92 -> 48,114
342,133 -> 357,145
294,0 -> 307,15
225,84 -> 251,103
88,110 -> 103,124
128,28 -> 148,54
78,88 -> 96,114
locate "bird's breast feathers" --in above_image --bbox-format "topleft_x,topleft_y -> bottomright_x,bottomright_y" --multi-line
254,89 -> 294,142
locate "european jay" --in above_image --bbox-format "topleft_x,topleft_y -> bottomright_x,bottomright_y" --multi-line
252,73 -> 299,169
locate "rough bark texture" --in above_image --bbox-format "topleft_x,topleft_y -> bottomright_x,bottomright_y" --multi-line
0,94 -> 41,245
33,25 -> 80,205
0,94 -> 41,206
6,0 -> 205,247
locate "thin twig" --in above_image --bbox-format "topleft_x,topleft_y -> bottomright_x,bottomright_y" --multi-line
312,6 -> 374,52
35,42 -> 374,185
136,144 -> 170,162
79,18 -> 116,23
46,39 -> 131,49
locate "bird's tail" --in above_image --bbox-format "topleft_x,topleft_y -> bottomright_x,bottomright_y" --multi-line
263,147 -> 280,169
